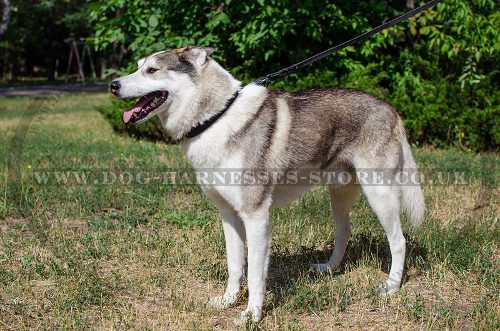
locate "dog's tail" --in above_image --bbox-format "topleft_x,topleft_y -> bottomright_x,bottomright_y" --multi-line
399,122 -> 425,227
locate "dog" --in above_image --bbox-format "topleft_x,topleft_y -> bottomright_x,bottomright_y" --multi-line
110,45 -> 425,324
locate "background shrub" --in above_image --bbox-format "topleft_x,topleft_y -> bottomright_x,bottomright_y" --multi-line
89,0 -> 499,151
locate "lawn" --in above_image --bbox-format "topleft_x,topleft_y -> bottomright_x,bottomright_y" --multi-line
0,94 -> 498,330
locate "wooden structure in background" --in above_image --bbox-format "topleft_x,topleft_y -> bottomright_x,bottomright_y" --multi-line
65,41 -> 96,83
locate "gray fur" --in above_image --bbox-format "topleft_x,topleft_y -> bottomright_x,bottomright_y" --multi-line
113,46 -> 426,323
226,88 -> 406,211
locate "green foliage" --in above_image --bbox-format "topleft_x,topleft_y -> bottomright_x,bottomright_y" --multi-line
388,61 -> 499,149
0,0 -> 93,80
90,0 -> 499,150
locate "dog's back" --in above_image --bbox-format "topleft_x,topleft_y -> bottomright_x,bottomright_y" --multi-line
225,86 -> 424,223
234,87 -> 406,171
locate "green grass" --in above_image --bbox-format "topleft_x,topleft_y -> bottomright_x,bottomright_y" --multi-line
0,94 -> 498,330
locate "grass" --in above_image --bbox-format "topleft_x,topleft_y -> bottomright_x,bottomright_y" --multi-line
0,93 -> 498,330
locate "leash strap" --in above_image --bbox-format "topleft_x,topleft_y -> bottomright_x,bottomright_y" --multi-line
255,0 -> 443,85
184,0 -> 442,139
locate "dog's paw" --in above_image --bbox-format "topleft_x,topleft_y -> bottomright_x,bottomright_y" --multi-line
233,306 -> 262,326
311,262 -> 335,273
378,281 -> 400,296
207,293 -> 238,309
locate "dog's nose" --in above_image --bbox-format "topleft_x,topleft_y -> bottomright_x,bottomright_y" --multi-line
109,80 -> 121,95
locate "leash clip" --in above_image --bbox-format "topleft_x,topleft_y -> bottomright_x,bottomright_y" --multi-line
254,76 -> 271,86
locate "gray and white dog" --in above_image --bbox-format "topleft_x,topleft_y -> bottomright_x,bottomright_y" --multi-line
110,46 -> 425,324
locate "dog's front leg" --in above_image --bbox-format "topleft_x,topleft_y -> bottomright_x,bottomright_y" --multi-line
235,209 -> 271,325
208,205 -> 246,309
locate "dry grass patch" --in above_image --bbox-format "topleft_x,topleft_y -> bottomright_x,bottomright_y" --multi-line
425,181 -> 499,226
0,95 -> 498,330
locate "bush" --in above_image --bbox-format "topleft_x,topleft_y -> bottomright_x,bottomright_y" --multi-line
89,0 -> 499,151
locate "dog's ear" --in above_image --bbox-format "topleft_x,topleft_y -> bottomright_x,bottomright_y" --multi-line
200,47 -> 214,57
177,46 -> 214,67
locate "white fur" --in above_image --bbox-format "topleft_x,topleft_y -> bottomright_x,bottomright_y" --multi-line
137,51 -> 165,69
267,98 -> 291,167
116,53 -> 273,322
183,83 -> 267,168
207,192 -> 246,310
137,58 -> 146,68
115,51 -> 423,324
117,70 -> 170,99
116,54 -> 175,124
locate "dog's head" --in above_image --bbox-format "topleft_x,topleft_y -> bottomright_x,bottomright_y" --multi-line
109,46 -> 214,124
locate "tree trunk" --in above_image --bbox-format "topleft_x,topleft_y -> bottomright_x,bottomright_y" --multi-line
0,0 -> 10,36
46,56 -> 56,81
404,0 -> 416,50
99,57 -> 107,80
26,55 -> 34,77
53,58 -> 59,80
10,43 -> 17,81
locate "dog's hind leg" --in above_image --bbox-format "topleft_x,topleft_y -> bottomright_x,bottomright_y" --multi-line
208,204 -> 246,309
312,184 -> 360,272
362,184 -> 406,295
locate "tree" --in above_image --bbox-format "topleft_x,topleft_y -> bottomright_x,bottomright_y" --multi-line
90,0 -> 499,150
0,0 -> 93,81
0,0 -> 9,35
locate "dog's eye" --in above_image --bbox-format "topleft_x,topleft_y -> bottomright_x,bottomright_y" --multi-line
146,68 -> 159,74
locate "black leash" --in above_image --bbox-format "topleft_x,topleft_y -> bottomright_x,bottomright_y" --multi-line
185,0 -> 442,139
255,0 -> 443,85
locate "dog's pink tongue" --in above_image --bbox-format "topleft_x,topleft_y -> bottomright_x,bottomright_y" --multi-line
123,96 -> 150,123
123,106 -> 141,124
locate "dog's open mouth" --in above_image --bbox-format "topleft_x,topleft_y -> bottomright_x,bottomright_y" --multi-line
123,91 -> 168,124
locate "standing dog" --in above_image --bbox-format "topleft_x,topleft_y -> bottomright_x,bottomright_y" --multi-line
110,46 -> 425,324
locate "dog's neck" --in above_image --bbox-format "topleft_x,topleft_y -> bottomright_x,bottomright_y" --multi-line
159,61 -> 241,140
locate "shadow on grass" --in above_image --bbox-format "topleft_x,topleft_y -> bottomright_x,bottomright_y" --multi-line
267,230 -> 429,309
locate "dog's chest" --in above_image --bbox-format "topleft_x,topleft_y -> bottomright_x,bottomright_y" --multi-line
182,117 -> 253,210
183,135 -> 235,169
